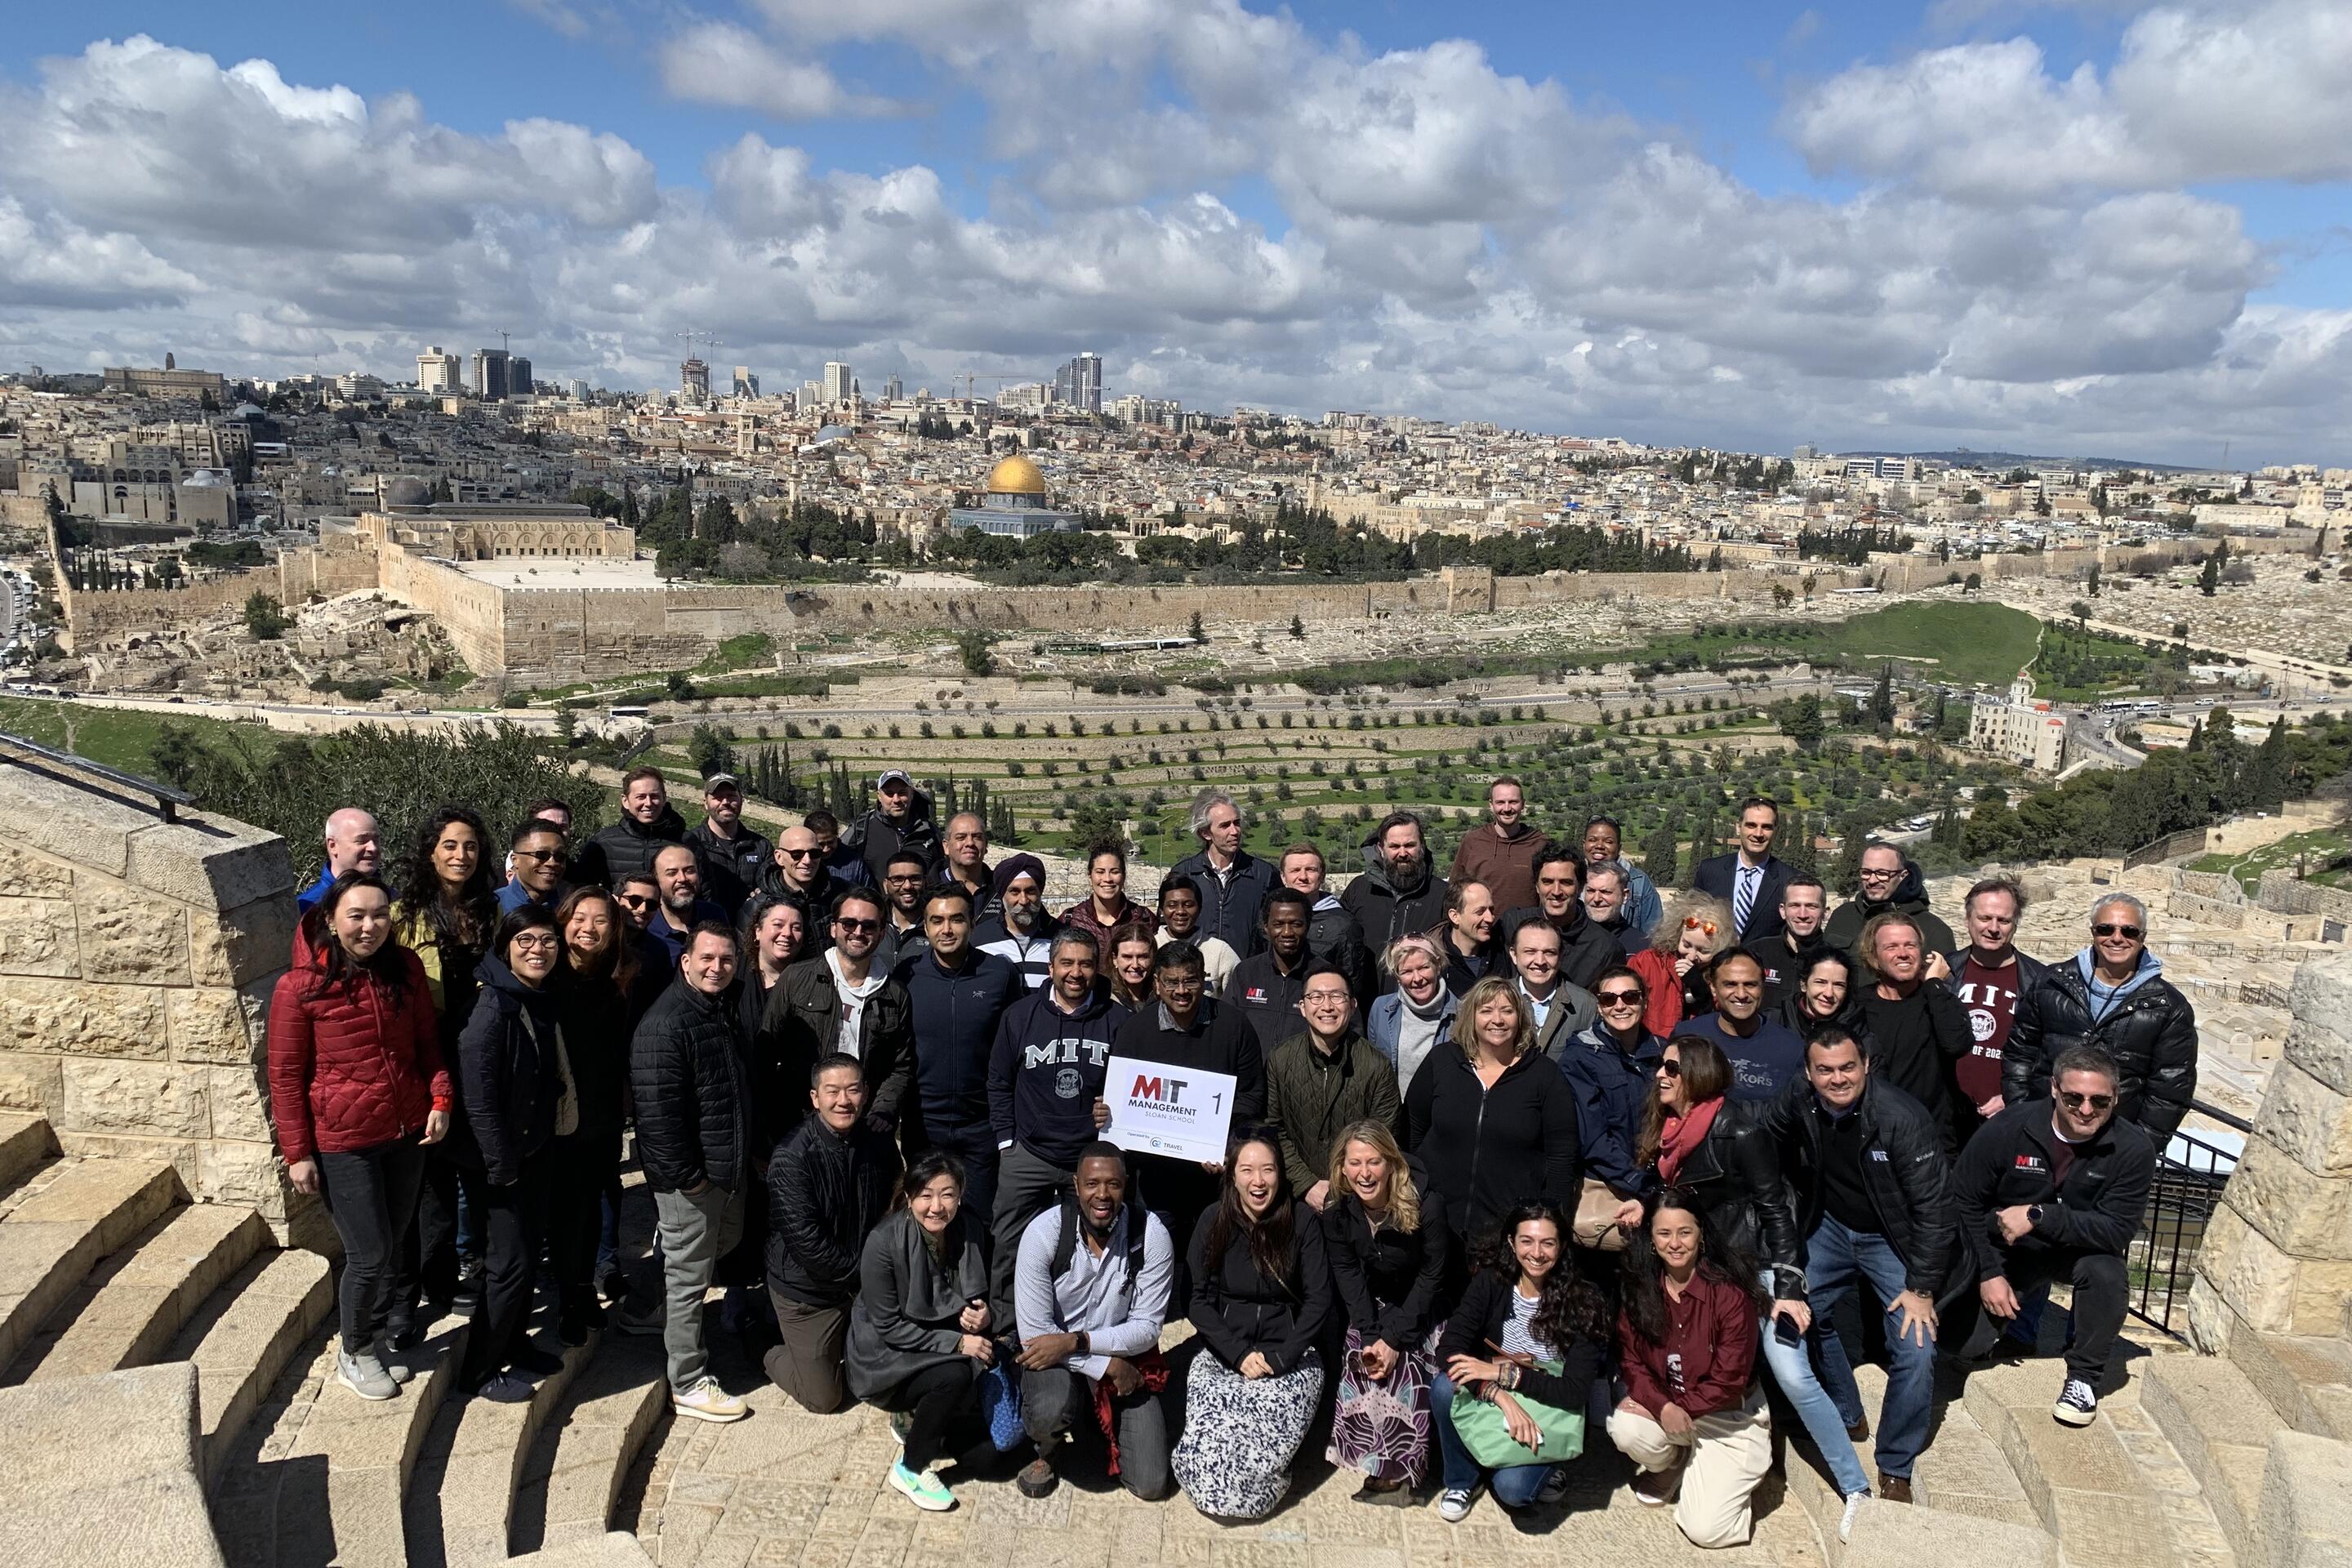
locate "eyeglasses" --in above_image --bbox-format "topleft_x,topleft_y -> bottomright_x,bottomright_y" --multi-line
1597,989 -> 1646,1006
884,872 -> 925,884
1657,1059 -> 1683,1078
2057,1091 -> 2115,1111
511,933 -> 561,951
1301,991 -> 1351,1006
835,917 -> 880,933
1158,973 -> 1204,990
2091,923 -> 2144,939
1682,917 -> 1717,936
516,848 -> 569,862
1859,866 -> 1900,880
782,847 -> 817,860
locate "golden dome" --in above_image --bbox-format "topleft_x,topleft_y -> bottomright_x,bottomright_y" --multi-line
984,454 -> 1047,496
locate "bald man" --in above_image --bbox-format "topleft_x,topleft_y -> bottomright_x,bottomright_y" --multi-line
296,807 -> 383,911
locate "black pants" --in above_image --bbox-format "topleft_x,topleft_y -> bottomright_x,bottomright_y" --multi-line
316,1136 -> 430,1355
458,1152 -> 555,1388
874,1359 -> 985,1470
394,1144 -> 484,1322
2002,1246 -> 2128,1386
549,1126 -> 618,1322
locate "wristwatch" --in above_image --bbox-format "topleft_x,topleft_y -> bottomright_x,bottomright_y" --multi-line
1076,1331 -> 1091,1356
2026,1204 -> 2046,1230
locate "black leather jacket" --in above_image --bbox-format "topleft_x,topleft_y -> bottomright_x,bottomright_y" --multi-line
1761,1075 -> 1964,1304
1651,1095 -> 1805,1301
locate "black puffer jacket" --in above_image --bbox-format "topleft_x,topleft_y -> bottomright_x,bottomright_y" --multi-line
1761,1076 -> 1963,1303
765,1114 -> 900,1308
1648,1095 -> 1804,1300
2002,952 -> 2198,1145
629,975 -> 752,1193
450,953 -> 565,1185
1306,897 -> 1376,1004
844,796 -> 941,888
576,804 -> 688,892
1342,844 -> 1450,960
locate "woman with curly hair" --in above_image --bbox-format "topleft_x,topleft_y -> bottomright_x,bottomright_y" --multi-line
1607,1191 -> 1775,1548
1429,1200 -> 1607,1522
1628,893 -> 1738,1037
1322,1120 -> 1450,1502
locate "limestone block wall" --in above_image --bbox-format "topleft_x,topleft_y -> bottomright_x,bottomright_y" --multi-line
2190,952 -> 2352,1347
0,758 -> 314,1244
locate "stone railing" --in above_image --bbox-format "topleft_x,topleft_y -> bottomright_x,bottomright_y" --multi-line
0,751 -> 314,1244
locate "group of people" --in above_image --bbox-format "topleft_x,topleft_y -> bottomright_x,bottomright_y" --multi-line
265,769 -> 2192,1541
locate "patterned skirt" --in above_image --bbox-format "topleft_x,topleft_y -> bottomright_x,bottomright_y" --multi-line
1172,1348 -> 1325,1520
1326,1325 -> 1438,1483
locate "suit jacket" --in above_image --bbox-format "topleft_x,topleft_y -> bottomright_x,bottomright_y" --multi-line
1693,853 -> 1795,942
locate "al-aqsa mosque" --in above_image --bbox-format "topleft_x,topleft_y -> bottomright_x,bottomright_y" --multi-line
948,452 -> 1081,537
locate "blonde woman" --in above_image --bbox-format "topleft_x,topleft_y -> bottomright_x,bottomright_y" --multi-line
1628,893 -> 1738,1037
1322,1120 -> 1450,1502
1403,975 -> 1581,1254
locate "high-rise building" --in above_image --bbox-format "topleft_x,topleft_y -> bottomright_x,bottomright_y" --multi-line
822,362 -> 852,404
732,366 -> 758,399
471,348 -> 510,401
801,380 -> 822,408
568,378 -> 590,401
882,375 -> 903,401
1054,353 -> 1103,413
508,355 -> 532,396
681,358 -> 710,403
416,346 -> 460,393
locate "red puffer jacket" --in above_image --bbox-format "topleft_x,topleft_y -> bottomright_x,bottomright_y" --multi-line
268,942 -> 454,1163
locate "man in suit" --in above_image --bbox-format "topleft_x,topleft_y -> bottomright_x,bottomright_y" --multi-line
1694,795 -> 1793,944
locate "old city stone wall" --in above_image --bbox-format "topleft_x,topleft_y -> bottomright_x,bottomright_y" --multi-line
0,757 -> 314,1243
376,546 -> 507,677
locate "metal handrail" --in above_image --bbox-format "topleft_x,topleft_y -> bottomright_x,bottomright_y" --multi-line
0,728 -> 197,822
2124,1097 -> 2251,1338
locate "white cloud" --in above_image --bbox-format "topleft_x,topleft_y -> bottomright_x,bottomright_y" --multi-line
657,22 -> 910,120
1787,0 -> 2352,197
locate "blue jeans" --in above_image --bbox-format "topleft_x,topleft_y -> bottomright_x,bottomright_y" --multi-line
1804,1216 -> 1936,1481
1757,1270 -> 1870,1498
1429,1369 -> 1557,1505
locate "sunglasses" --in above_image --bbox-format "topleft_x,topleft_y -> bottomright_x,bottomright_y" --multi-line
835,917 -> 880,933
2057,1091 -> 2116,1111
618,894 -> 653,908
1657,1059 -> 1683,1078
782,847 -> 818,860
516,847 -> 569,862
1597,989 -> 1645,1006
1682,917 -> 1717,936
2091,923 -> 2144,939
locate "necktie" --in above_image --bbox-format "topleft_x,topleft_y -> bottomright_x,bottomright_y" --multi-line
1734,866 -> 1757,934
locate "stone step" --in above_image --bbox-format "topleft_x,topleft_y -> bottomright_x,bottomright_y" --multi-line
0,1158 -> 180,1374
508,1533 -> 655,1568
0,1113 -> 56,1196
2225,1328 -> 2352,1442
210,1315 -> 474,1568
510,1336 -> 668,1557
176,1248 -> 336,1488
0,1361 -> 226,1568
2142,1353 -> 2285,1557
7,1202 -> 267,1385
405,1329 -> 599,1568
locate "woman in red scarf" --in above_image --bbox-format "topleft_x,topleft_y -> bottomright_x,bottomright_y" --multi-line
1636,1038 -> 1873,1533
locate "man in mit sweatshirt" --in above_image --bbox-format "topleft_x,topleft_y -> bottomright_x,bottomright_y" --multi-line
1225,889 -> 1317,1051
1449,776 -> 1541,915
1944,875 -> 2048,1147
1953,1045 -> 2152,1428
897,884 -> 1022,1224
986,929 -> 1129,1316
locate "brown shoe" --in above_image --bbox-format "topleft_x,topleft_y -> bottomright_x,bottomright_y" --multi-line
1878,1476 -> 1913,1504
1846,1415 -> 1871,1442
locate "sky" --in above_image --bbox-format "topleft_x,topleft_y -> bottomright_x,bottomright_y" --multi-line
2,0 -> 2349,467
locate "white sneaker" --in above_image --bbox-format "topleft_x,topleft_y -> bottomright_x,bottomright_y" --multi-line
1838,1493 -> 1866,1544
672,1375 -> 748,1423
2053,1379 -> 2099,1427
1437,1486 -> 1477,1523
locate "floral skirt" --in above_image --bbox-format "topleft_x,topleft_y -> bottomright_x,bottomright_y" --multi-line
1172,1348 -> 1325,1519
1326,1324 -> 1439,1483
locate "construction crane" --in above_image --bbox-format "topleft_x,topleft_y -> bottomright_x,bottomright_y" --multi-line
676,331 -> 728,353
957,372 -> 1019,402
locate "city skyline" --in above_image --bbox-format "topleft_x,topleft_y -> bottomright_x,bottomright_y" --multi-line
0,2 -> 2347,465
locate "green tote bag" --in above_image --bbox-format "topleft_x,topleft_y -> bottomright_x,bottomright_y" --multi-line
1448,1361 -> 1586,1467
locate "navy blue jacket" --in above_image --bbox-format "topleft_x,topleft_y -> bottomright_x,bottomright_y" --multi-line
898,946 -> 1022,1134
1557,1022 -> 1668,1200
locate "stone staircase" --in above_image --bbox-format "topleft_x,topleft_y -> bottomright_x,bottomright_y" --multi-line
0,1112 -> 661,1567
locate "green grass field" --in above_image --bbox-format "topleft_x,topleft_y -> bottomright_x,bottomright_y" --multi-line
0,697 -> 274,781
1815,600 -> 2043,688
2189,826 -> 2352,893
